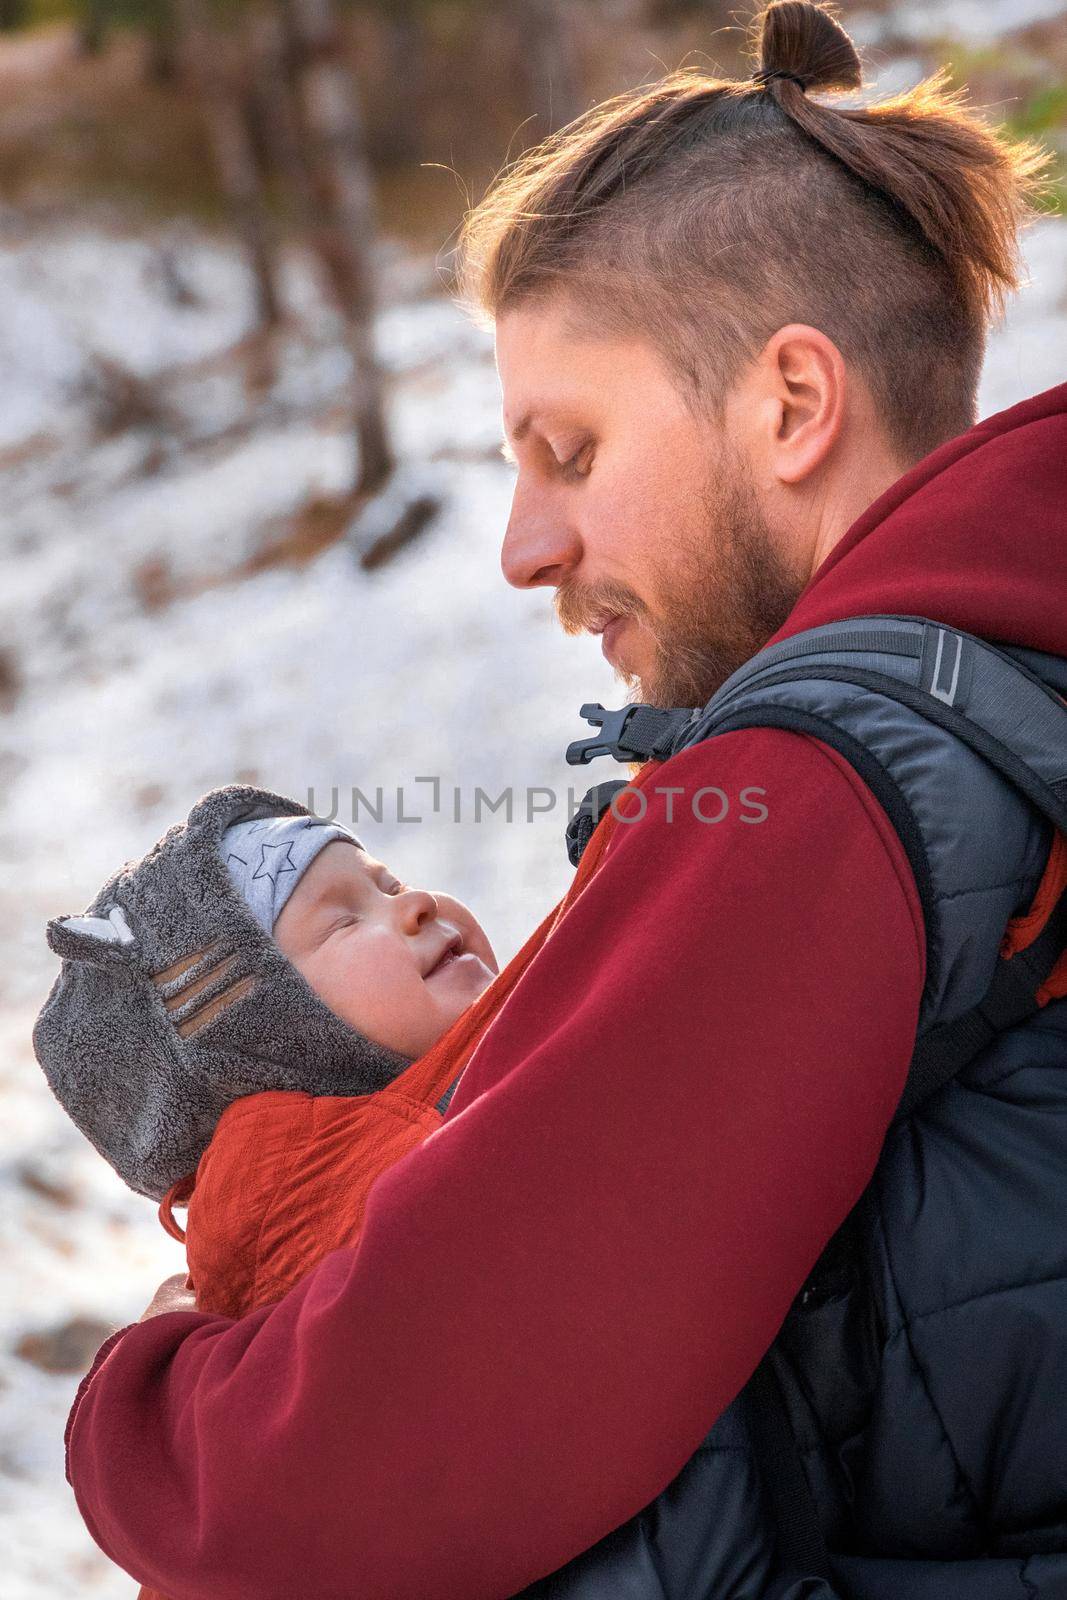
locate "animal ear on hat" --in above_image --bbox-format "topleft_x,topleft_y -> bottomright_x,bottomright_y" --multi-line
46,906 -> 138,969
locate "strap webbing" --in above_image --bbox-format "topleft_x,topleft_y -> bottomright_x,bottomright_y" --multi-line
621,705 -> 697,760
895,882 -> 1067,1121
744,1353 -> 832,1581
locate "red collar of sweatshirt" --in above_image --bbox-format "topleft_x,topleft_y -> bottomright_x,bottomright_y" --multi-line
777,379 -> 1067,657
67,382 -> 1067,1600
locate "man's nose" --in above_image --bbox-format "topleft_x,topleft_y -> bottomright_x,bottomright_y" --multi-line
500,482 -> 582,590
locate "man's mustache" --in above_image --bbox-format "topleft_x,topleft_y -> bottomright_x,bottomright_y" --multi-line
553,579 -> 649,637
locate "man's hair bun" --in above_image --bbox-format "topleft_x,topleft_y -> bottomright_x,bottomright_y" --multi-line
753,1 -> 863,94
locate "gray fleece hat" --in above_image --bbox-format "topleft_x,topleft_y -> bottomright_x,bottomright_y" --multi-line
33,785 -> 415,1201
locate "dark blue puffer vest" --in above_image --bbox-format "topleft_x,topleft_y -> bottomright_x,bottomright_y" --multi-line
523,614 -> 1067,1600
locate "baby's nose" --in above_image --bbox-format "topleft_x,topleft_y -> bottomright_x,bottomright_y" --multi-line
396,886 -> 439,931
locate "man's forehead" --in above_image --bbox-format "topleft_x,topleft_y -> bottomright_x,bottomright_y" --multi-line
496,305 -> 666,442
496,303 -> 597,415
497,332 -> 608,440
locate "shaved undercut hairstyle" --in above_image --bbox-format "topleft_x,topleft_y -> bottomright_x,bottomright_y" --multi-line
458,0 -> 1049,462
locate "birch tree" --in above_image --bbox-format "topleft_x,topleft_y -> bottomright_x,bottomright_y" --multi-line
282,0 -> 393,495
175,0 -> 283,331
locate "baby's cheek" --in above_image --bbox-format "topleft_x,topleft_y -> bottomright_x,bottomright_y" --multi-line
316,944 -> 404,1045
458,914 -> 498,975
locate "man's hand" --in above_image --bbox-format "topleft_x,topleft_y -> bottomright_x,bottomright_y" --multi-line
139,1273 -> 197,1322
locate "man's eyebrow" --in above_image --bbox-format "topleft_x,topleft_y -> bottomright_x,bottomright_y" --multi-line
508,409 -> 539,441
500,410 -> 536,464
500,407 -> 572,464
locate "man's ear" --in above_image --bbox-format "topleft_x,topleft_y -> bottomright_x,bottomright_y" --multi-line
754,324 -> 847,486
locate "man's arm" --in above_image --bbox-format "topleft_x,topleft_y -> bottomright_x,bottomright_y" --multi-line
67,730 -> 925,1600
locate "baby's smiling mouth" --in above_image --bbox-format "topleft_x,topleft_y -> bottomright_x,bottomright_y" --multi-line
423,931 -> 463,980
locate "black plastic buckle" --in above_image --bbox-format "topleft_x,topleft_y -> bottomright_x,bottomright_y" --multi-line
565,780 -> 629,866
566,703 -> 643,766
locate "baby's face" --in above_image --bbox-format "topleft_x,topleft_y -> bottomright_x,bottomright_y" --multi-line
272,841 -> 499,1058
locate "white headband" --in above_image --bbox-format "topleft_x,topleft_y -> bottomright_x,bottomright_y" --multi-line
221,815 -> 363,935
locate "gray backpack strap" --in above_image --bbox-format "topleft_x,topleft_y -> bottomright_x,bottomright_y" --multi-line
566,614 -> 1067,1121
680,615 -> 1067,1120
685,613 -> 1067,826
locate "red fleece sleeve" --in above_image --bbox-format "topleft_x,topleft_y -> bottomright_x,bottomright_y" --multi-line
66,730 -> 925,1600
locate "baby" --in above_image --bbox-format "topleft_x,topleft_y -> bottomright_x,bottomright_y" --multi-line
33,784 -> 502,1319
34,776 -> 645,1600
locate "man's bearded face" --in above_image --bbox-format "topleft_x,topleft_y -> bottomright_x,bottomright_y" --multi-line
496,300 -> 808,709
554,440 -> 805,708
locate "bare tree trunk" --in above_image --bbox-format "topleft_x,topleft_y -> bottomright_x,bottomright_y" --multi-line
520,0 -> 584,135
377,0 -> 425,166
175,0 -> 283,333
78,0 -> 108,54
0,0 -> 29,29
282,0 -> 393,495
144,0 -> 182,84
246,0 -> 314,219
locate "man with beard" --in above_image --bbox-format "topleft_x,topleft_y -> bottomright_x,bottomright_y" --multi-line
63,4 -> 1067,1598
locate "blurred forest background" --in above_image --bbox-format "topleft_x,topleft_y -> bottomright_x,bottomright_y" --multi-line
0,1 -> 1065,1594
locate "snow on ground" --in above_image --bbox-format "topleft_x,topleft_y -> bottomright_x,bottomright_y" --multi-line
0,182 -> 1064,1600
